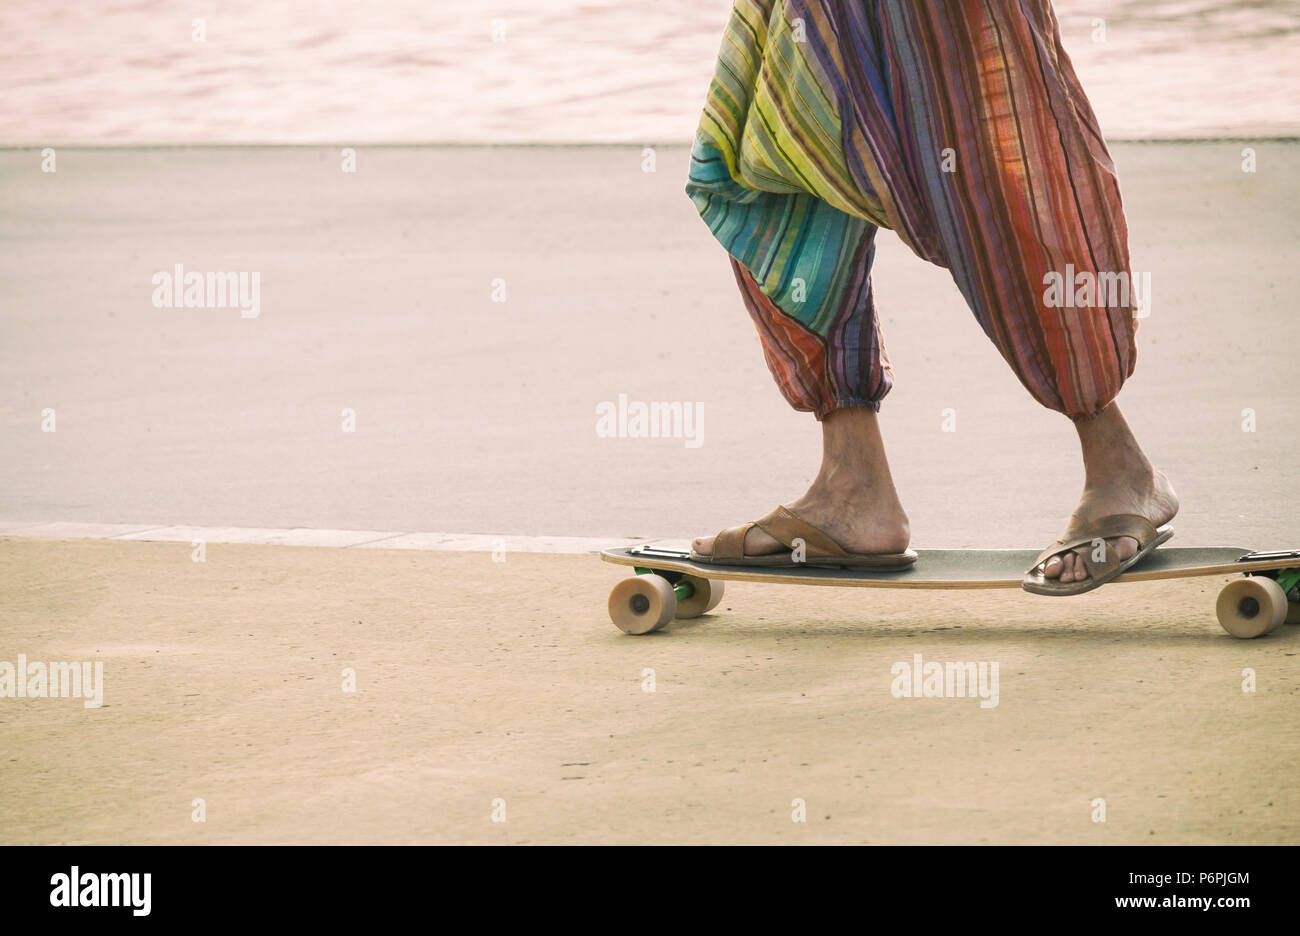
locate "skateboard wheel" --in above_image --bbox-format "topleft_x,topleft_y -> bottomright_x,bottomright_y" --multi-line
1216,576 -> 1287,638
674,575 -> 725,619
608,574 -> 676,635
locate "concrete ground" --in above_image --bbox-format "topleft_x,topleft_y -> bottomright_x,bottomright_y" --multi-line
1,143 -> 1297,843
1,537 -> 1296,845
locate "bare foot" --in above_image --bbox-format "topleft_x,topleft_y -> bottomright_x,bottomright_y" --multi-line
692,407 -> 910,560
1039,470 -> 1180,582
1037,402 -> 1179,584
691,476 -> 911,558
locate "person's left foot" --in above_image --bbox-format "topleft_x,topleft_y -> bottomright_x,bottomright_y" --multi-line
691,471 -> 911,560
1038,468 -> 1179,583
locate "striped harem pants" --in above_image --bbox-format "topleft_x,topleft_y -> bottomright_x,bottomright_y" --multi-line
686,0 -> 1138,420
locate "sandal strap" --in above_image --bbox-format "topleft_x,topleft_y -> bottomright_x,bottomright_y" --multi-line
753,505 -> 849,558
712,521 -> 757,561
1032,513 -> 1160,576
710,506 -> 851,561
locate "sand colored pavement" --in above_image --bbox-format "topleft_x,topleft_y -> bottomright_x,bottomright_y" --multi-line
1,536 -> 1296,845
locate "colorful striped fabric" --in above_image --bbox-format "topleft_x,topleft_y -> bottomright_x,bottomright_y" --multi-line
686,0 -> 1137,419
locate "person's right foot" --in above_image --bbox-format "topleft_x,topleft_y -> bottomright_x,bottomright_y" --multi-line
1036,467 -> 1179,583
1024,400 -> 1179,589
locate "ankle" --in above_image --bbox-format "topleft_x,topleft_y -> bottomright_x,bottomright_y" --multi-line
811,463 -> 886,499
1083,452 -> 1156,492
1075,403 -> 1147,475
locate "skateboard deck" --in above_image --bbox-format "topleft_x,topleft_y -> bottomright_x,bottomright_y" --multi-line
600,545 -> 1300,638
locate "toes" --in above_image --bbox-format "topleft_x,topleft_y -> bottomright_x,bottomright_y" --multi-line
1065,552 -> 1086,582
1039,534 -> 1144,588
1112,535 -> 1138,563
692,527 -> 782,558
1041,552 -> 1086,582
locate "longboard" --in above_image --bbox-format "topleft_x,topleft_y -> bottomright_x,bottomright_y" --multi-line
600,545 -> 1300,639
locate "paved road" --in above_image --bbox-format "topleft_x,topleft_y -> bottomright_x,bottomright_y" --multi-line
1,143 -> 1297,549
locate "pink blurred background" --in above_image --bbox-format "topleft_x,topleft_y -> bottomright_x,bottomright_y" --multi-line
2,0 -> 1298,144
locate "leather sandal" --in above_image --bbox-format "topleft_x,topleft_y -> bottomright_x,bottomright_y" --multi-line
690,505 -> 918,570
1022,513 -> 1173,596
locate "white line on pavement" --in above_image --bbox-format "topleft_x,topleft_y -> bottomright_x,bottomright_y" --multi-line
0,520 -> 676,555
